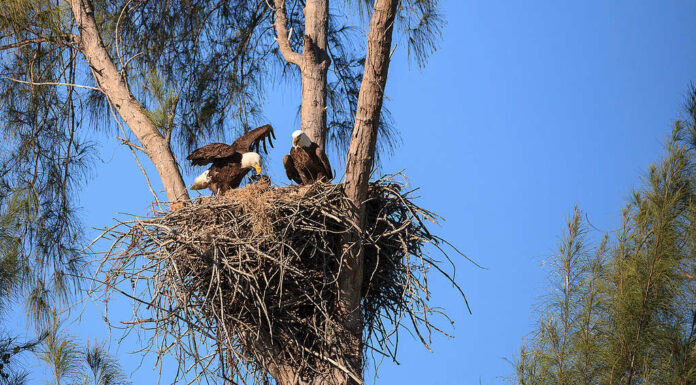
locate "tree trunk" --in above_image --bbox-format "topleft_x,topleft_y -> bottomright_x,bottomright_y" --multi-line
338,0 -> 400,382
344,0 -> 399,216
270,0 -> 399,383
69,0 -> 190,203
300,0 -> 331,149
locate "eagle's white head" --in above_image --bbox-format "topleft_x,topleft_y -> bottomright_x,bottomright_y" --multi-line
241,152 -> 262,175
292,130 -> 312,148
191,169 -> 210,190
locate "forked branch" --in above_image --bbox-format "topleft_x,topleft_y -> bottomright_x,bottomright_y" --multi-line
272,0 -> 302,66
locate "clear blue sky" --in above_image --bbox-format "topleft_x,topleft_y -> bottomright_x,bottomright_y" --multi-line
8,0 -> 696,383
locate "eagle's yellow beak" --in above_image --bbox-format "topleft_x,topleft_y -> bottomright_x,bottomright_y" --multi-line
293,136 -> 299,147
254,164 -> 262,175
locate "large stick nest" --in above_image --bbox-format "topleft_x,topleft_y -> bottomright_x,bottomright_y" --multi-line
95,175 -> 467,384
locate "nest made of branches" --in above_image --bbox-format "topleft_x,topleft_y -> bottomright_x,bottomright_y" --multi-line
95,175 -> 467,384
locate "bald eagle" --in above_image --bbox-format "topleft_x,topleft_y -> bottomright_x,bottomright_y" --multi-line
188,124 -> 275,195
283,130 -> 333,185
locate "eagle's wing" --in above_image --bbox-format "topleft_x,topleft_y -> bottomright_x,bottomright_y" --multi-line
315,146 -> 333,180
187,143 -> 239,166
231,124 -> 276,154
283,154 -> 302,184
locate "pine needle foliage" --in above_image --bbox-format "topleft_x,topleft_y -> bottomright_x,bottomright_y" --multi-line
511,89 -> 696,384
0,332 -> 46,385
37,314 -> 129,385
39,315 -> 83,385
0,0 -> 92,328
84,342 -> 129,385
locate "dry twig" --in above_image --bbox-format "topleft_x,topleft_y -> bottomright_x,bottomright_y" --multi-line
92,174 -> 467,384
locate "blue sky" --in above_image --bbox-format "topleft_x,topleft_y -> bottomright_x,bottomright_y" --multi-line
8,0 -> 696,383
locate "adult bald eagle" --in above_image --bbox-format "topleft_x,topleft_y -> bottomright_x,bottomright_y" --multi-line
188,124 -> 275,195
283,130 -> 333,185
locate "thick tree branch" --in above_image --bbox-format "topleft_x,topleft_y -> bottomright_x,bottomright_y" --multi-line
345,0 -> 399,216
272,0 -> 302,66
68,0 -> 190,203
272,0 -> 330,149
300,0 -> 331,149
338,0 -> 400,381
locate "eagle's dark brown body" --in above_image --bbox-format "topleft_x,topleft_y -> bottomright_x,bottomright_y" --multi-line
283,143 -> 333,185
187,124 -> 274,195
205,154 -> 247,195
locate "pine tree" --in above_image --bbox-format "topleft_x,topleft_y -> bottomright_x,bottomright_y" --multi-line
512,88 -> 696,384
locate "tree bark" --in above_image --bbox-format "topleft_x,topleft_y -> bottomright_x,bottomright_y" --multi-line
344,0 -> 399,221
270,1 -> 399,383
273,0 -> 302,67
300,0 -> 331,149
339,0 -> 399,381
69,0 -> 190,203
273,0 -> 330,148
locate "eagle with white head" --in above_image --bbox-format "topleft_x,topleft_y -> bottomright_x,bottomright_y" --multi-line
283,130 -> 333,185
188,124 -> 275,195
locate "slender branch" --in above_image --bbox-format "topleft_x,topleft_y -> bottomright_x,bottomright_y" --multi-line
679,270 -> 696,281
115,0 -> 137,77
115,136 -> 146,153
165,93 -> 180,146
0,76 -> 100,91
299,346 -> 363,384
109,102 -> 163,209
0,38 -> 51,51
272,0 -> 302,66
0,35 -> 81,51
123,52 -> 143,71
